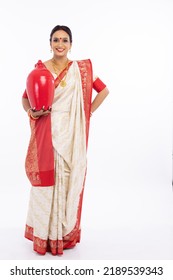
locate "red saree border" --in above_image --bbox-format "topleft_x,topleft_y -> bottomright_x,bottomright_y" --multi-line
25,188 -> 84,255
25,226 -> 81,255
77,59 -> 93,148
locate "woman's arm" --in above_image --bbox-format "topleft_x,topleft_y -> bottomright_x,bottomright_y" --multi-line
91,87 -> 109,114
22,97 -> 31,112
22,97 -> 51,118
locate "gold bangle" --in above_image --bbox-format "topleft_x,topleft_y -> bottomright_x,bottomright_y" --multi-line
27,108 -> 39,120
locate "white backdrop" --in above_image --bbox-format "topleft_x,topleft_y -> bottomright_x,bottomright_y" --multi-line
0,0 -> 173,261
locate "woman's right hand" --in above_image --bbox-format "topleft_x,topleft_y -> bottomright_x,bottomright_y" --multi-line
28,107 -> 52,119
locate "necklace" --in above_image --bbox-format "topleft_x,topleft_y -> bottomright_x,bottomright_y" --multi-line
51,58 -> 69,87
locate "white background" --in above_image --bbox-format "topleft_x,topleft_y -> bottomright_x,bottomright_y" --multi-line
0,0 -> 173,264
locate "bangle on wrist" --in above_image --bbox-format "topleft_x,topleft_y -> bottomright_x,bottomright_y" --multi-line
27,108 -> 39,120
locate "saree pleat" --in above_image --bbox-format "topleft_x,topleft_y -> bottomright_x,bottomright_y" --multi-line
25,153 -> 82,255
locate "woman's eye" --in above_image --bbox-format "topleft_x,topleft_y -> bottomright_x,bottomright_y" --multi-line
52,38 -> 69,43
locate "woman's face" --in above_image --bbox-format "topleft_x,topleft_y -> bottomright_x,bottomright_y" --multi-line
50,30 -> 72,57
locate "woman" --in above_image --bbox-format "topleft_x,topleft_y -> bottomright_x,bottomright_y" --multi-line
22,25 -> 109,255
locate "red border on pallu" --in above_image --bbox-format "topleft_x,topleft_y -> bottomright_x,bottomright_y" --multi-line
77,59 -> 93,148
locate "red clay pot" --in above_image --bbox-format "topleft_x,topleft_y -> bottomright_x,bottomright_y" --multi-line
26,60 -> 55,111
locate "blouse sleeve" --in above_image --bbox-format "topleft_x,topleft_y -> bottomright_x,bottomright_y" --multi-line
22,89 -> 28,98
93,77 -> 106,93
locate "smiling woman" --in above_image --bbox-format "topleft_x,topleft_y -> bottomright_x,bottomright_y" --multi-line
22,25 -> 109,255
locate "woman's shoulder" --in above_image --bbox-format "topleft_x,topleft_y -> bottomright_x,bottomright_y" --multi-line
41,59 -> 53,72
43,59 -> 51,67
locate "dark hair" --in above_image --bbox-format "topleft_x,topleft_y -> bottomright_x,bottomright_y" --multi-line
50,25 -> 72,43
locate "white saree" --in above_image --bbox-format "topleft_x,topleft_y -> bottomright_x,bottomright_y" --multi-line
25,61 -> 87,254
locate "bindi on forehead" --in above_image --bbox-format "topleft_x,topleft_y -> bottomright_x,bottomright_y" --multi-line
52,36 -> 70,43
54,37 -> 68,40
